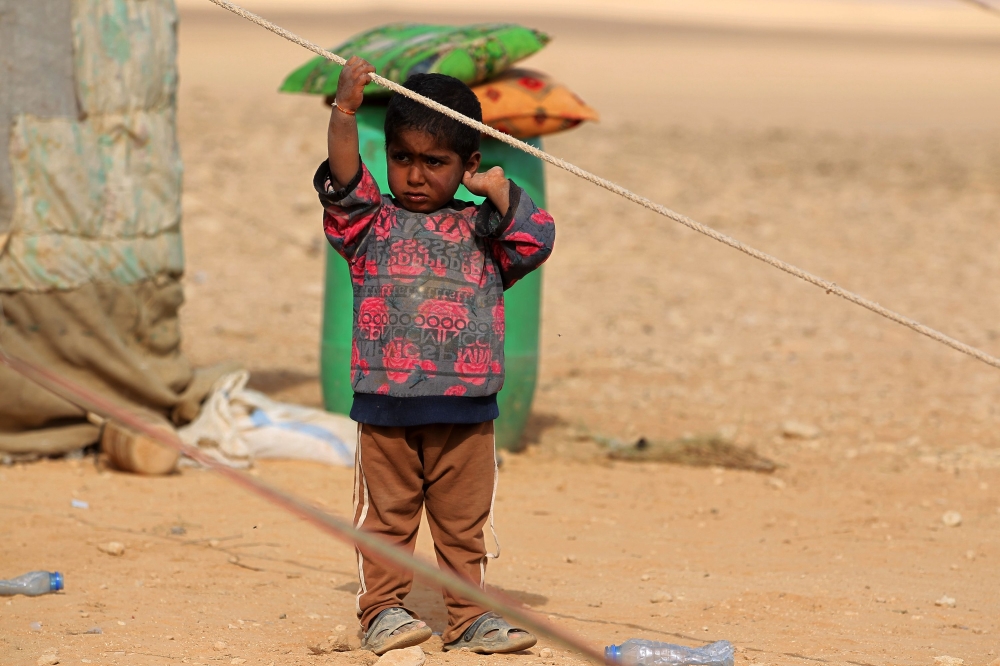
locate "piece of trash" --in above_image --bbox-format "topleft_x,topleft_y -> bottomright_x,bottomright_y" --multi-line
601,434 -> 776,473
540,648 -> 554,658
170,526 -> 187,536
935,595 -> 956,608
71,499 -> 89,510
68,627 -> 103,636
933,657 -> 964,666
941,511 -> 962,527
649,591 -> 673,604
781,421 -> 820,440
0,572 -> 63,597
605,639 -> 734,666
98,542 -> 125,556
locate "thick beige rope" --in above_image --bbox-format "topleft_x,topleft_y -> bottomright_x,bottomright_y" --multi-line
207,0 -> 1000,372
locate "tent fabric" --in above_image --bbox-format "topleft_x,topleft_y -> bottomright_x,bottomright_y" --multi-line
0,110 -> 184,292
0,0 -> 183,293
0,0 -> 78,244
0,279 -> 239,456
0,0 -> 228,456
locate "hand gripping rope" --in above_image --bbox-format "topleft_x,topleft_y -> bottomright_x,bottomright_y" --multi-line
206,0 -> 1000,373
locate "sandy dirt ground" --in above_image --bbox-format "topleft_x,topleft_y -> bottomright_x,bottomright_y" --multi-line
4,7 -> 1000,666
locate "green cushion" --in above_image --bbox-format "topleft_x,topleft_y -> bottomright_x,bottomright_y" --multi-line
279,23 -> 550,97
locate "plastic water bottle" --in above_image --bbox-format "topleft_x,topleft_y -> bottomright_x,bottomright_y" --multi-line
0,572 -> 64,596
605,639 -> 734,666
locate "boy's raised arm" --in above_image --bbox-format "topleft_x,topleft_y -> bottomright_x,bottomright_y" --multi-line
327,56 -> 375,188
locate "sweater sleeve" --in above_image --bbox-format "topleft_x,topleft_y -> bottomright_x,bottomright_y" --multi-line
475,180 -> 555,290
313,160 -> 383,262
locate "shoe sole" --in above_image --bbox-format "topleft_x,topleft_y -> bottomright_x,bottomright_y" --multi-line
444,632 -> 537,654
368,625 -> 433,656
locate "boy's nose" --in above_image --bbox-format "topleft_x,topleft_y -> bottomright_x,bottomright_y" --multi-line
406,165 -> 424,185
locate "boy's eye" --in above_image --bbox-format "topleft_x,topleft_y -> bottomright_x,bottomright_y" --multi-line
425,157 -> 441,166
391,152 -> 410,163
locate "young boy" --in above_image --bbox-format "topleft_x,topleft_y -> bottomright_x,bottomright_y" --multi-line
315,56 -> 555,655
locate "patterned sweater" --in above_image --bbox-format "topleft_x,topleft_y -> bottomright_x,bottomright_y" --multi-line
315,161 -> 555,400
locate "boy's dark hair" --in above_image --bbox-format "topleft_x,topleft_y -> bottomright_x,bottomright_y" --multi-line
385,73 -> 482,162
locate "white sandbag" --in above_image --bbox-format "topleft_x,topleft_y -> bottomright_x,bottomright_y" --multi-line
179,370 -> 356,467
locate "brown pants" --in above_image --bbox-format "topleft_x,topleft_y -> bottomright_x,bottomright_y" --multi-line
352,421 -> 499,643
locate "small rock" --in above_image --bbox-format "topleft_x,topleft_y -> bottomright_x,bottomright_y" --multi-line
935,595 -> 956,608
98,542 -> 125,556
319,634 -> 352,653
214,641 -> 228,651
640,574 -> 651,581
933,657 -> 964,666
563,555 -> 577,564
941,511 -> 962,527
329,633 -> 350,644
965,550 -> 976,561
782,421 -> 820,440
308,613 -> 322,620
37,655 -> 59,666
375,646 -> 425,666
540,648 -> 554,659
209,539 -> 221,548
767,477 -> 786,490
230,660 -> 246,665
650,591 -> 673,604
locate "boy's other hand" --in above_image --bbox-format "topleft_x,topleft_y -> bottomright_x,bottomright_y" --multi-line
464,167 -> 510,216
463,167 -> 506,198
336,56 -> 375,112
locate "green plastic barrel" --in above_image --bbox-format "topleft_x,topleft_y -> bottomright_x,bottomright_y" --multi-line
320,105 -> 545,450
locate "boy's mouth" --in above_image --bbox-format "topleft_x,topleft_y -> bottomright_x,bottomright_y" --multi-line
403,191 -> 430,205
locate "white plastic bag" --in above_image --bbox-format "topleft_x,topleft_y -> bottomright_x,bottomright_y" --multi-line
179,371 -> 356,467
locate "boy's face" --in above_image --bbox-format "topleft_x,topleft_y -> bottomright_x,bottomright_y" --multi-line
386,129 -> 481,213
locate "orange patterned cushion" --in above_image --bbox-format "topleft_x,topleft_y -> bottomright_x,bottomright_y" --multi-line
472,69 -> 599,139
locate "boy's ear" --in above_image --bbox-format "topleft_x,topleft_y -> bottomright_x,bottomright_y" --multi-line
464,151 -> 482,175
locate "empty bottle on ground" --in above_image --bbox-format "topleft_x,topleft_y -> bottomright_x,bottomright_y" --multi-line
605,640 -> 735,666
0,571 -> 64,596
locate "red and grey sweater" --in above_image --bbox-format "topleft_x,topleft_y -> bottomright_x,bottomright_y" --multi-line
314,160 -> 555,425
